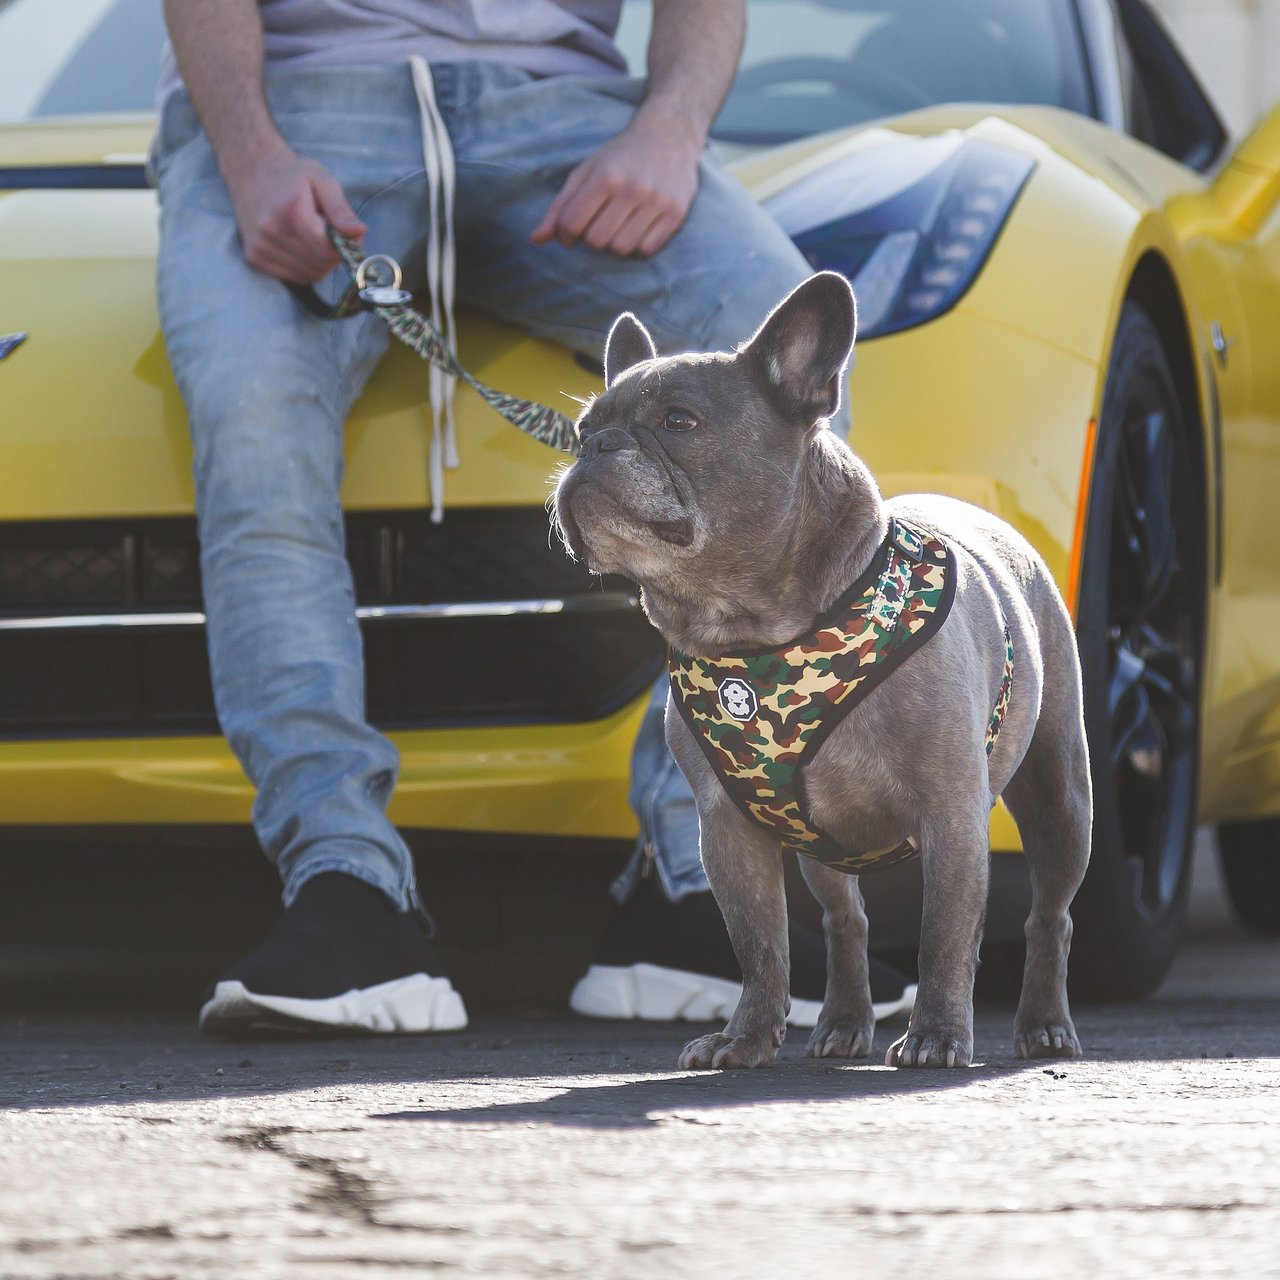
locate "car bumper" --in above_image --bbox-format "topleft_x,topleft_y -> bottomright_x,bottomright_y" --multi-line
0,698 -> 648,839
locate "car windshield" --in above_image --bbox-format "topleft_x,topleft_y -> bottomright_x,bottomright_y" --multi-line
619,0 -> 1095,143
0,0 -> 1093,141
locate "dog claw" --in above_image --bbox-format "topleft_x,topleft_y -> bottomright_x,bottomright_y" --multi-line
887,1026 -> 972,1069
805,1015 -> 874,1061
1013,1021 -> 1081,1060
678,1029 -> 781,1071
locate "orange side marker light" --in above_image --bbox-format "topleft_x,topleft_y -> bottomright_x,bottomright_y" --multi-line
1066,418 -> 1099,620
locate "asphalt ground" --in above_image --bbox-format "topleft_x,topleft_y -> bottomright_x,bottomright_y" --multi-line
2,832 -> 1279,1279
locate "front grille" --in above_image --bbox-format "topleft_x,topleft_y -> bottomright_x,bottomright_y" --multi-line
0,509 -> 665,738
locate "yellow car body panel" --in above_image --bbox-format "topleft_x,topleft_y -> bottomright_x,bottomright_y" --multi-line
0,701 -> 647,838
3,97 -> 1280,846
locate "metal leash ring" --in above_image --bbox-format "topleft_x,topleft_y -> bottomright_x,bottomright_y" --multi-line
355,253 -> 413,306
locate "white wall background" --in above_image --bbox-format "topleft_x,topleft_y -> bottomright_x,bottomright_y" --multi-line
1148,0 -> 1280,136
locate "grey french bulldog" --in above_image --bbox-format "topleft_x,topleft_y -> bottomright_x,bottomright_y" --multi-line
554,272 -> 1089,1070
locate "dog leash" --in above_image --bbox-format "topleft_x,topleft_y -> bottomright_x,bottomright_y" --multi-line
293,227 -> 582,461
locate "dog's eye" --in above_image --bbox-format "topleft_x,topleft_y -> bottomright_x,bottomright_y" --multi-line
663,410 -> 698,433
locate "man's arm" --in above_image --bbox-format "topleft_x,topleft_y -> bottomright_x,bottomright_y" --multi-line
530,0 -> 746,258
163,0 -> 365,283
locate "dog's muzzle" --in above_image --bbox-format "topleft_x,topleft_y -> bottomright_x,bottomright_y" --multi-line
556,425 -> 694,559
578,425 -> 637,462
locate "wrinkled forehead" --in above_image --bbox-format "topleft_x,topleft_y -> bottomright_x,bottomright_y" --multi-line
590,352 -> 740,420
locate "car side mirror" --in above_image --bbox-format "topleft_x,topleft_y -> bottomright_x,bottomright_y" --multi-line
1209,102 -> 1280,236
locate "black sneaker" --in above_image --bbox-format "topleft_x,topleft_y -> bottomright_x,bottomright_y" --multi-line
199,872 -> 468,1038
569,876 -> 916,1026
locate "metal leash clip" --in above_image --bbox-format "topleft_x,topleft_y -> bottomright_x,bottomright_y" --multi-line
356,254 -> 413,306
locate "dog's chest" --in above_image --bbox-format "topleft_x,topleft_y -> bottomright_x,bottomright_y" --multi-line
800,721 -> 922,858
668,519 -> 955,875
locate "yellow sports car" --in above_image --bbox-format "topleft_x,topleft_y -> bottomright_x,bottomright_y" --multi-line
1,0 -> 1278,998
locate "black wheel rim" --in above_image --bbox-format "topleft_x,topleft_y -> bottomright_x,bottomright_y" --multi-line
1104,380 -> 1199,918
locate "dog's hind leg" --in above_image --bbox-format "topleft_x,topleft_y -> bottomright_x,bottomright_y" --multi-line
1001,616 -> 1090,1059
796,858 -> 875,1058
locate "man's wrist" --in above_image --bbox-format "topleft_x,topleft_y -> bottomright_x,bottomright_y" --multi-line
218,125 -> 292,187
629,99 -> 708,157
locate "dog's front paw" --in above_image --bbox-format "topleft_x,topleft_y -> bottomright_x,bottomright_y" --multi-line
886,1024 -> 972,1068
806,1013 -> 874,1060
677,1029 -> 781,1070
1013,1019 -> 1081,1060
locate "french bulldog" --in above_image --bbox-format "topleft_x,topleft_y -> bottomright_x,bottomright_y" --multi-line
554,272 -> 1089,1070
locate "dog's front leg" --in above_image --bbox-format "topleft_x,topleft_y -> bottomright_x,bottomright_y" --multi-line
886,802 -> 990,1068
796,858 -> 875,1058
676,793 -> 790,1070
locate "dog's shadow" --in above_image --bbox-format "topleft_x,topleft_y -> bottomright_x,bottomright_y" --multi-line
372,1054 -> 1043,1130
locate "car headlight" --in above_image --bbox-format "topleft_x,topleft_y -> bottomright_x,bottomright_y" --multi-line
763,134 -> 1035,340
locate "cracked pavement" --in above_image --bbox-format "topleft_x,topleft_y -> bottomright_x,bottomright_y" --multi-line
2,841 -> 1279,1278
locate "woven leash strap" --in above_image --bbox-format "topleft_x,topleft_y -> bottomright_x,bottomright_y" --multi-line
325,228 -> 581,457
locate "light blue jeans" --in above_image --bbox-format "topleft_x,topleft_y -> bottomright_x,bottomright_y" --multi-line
154,60 -> 833,911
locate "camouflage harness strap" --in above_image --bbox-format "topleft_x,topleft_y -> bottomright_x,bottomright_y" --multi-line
296,229 -> 581,457
669,519 -> 1014,876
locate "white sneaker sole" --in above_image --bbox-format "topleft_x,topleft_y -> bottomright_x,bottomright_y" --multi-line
570,963 -> 916,1028
198,974 -> 468,1036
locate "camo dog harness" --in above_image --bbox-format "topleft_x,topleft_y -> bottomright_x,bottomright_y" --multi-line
669,519 -> 1014,876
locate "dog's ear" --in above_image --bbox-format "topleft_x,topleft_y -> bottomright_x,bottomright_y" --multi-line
741,272 -> 857,425
604,312 -> 658,387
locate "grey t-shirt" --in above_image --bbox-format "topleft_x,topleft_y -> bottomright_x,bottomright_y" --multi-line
159,0 -> 628,105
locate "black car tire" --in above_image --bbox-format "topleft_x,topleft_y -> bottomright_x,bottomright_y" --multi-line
1217,819 -> 1280,936
1067,302 -> 1206,1001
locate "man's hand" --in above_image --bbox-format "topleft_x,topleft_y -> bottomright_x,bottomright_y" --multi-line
225,142 -> 367,284
531,0 -> 743,259
163,0 -> 366,283
530,111 -> 702,258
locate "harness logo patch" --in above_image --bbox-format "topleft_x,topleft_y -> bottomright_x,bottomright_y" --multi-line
718,677 -> 758,722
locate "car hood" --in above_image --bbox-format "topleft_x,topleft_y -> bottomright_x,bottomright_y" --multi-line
727,102 -> 1205,214
0,104 -> 1194,520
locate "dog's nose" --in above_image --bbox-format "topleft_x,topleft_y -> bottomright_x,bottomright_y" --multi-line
584,427 -> 635,458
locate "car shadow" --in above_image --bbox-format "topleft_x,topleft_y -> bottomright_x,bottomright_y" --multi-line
7,994 -> 1271,1118
1,1014 -> 1051,1116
